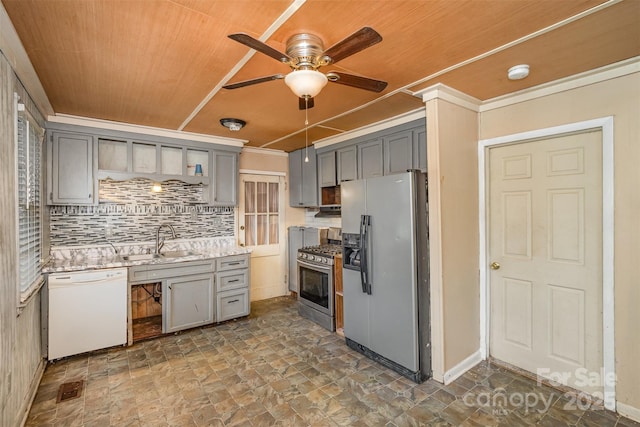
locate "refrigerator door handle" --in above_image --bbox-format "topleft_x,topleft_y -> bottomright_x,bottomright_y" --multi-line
364,215 -> 372,295
360,215 -> 372,295
359,215 -> 368,293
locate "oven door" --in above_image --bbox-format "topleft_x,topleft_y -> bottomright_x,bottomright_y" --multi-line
297,259 -> 334,316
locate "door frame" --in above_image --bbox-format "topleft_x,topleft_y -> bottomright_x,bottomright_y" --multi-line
478,116 -> 615,410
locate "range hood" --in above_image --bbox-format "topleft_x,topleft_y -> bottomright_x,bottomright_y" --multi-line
315,206 -> 341,217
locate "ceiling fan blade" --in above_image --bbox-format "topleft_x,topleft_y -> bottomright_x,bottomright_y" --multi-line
327,72 -> 387,92
299,97 -> 315,110
228,33 -> 291,63
223,74 -> 284,90
322,27 -> 382,64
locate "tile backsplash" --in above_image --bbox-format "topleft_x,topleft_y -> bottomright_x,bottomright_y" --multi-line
49,178 -> 235,247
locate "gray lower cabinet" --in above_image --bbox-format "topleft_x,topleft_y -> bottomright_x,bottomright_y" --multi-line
211,151 -> 238,206
163,273 -> 215,333
129,259 -> 220,334
216,255 -> 251,321
49,131 -> 96,205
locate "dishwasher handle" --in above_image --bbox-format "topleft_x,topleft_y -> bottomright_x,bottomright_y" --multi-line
48,269 -> 127,286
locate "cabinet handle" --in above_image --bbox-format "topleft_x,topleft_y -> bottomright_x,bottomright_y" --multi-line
228,299 -> 239,304
228,279 -> 240,283
227,262 -> 241,266
88,193 -> 92,198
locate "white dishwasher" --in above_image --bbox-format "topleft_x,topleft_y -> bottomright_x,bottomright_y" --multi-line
48,268 -> 128,360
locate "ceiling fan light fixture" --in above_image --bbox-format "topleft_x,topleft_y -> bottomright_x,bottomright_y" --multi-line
220,118 -> 246,131
284,69 -> 328,98
508,64 -> 530,80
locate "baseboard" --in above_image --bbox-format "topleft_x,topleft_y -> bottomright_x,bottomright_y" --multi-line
19,358 -> 46,427
443,349 -> 483,385
617,401 -> 640,423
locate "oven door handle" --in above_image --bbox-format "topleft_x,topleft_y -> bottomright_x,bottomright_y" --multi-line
297,259 -> 332,274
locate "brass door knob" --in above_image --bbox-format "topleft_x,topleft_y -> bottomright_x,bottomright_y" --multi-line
490,262 -> 500,270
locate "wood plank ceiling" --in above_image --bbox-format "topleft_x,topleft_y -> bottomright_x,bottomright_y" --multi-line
2,0 -> 639,151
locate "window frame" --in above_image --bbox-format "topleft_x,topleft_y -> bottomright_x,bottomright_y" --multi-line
15,94 -> 45,308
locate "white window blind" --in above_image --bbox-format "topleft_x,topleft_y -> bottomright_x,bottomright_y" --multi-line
17,108 -> 44,301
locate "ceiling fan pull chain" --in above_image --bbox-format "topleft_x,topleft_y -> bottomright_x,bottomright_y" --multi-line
304,97 -> 309,163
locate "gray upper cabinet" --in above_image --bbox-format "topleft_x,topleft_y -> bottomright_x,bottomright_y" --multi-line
337,146 -> 357,183
288,147 -> 318,207
49,131 -> 96,205
414,127 -> 427,171
384,130 -> 414,175
211,151 -> 238,206
318,152 -> 336,187
358,138 -> 384,179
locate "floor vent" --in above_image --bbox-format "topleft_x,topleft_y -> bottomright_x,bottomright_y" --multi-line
56,380 -> 83,403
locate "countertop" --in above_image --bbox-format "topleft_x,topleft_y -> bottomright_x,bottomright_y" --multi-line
44,238 -> 250,273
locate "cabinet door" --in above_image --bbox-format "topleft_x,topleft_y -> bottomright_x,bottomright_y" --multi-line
302,227 -> 320,246
288,149 -> 303,206
358,139 -> 384,179
50,132 -> 95,205
413,128 -> 427,171
162,273 -> 214,333
211,151 -> 238,206
318,151 -> 336,187
288,227 -> 303,292
384,130 -> 413,175
337,146 -> 357,183
300,147 -> 318,206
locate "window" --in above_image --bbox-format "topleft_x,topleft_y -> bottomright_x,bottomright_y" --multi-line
243,179 -> 279,247
17,101 -> 44,303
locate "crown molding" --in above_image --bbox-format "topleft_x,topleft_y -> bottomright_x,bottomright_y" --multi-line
418,83 -> 481,112
241,146 -> 288,157
48,114 -> 247,147
313,108 -> 425,149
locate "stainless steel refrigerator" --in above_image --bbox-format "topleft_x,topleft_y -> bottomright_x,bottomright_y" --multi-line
341,171 -> 430,382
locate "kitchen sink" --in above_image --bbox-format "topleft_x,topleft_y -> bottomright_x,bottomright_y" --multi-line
119,253 -> 161,261
160,250 -> 198,258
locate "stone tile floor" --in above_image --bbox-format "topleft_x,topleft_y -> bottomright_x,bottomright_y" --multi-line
27,296 -> 639,426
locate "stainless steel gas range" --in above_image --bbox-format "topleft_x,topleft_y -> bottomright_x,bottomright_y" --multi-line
297,244 -> 342,331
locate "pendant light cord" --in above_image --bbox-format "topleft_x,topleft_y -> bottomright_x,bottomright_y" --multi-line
304,97 -> 309,162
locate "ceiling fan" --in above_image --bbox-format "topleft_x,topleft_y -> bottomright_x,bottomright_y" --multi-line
223,27 -> 388,109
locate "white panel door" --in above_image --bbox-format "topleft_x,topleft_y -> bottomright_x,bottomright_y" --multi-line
489,130 -> 603,395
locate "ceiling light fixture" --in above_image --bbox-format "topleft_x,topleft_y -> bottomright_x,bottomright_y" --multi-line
220,118 -> 246,131
284,69 -> 328,98
508,64 -> 530,80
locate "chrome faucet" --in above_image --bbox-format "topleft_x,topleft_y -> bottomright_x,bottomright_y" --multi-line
107,242 -> 119,256
156,223 -> 177,254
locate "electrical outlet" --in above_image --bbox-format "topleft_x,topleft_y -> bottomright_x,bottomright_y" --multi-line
105,224 -> 114,238
213,218 -> 223,226
190,210 -> 197,220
